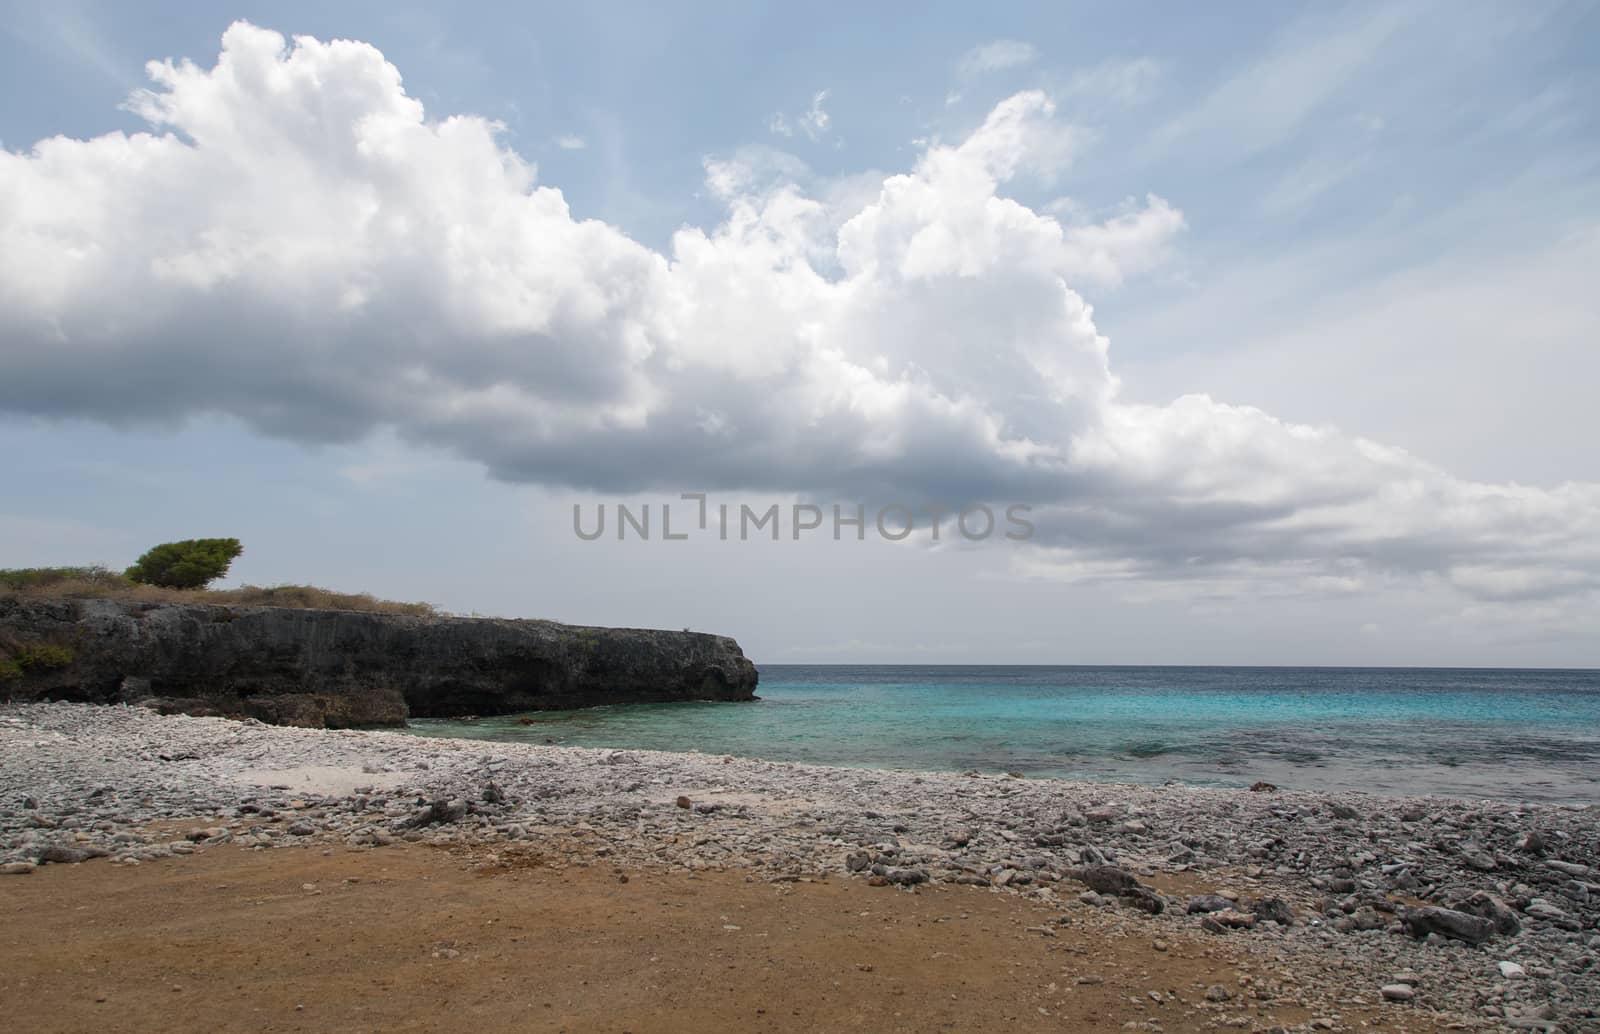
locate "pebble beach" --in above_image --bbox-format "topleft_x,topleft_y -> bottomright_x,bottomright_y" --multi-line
3,702 -> 1598,1032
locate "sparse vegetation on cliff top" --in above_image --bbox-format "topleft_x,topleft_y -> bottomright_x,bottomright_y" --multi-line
0,566 -> 437,616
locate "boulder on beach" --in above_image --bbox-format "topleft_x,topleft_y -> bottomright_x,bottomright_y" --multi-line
1402,906 -> 1495,944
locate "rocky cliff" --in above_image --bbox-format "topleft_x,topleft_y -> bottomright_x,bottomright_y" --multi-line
0,598 -> 759,728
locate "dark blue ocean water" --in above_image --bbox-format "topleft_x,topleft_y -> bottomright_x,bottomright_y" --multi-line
407,665 -> 1600,803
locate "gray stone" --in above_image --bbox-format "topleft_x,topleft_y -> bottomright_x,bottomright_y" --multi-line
1456,890 -> 1523,936
1211,909 -> 1256,929
1076,864 -> 1138,896
885,867 -> 927,886
1403,906 -> 1496,944
404,799 -> 468,829
1186,895 -> 1235,914
1525,898 -> 1580,929
1250,897 -> 1295,925
1121,886 -> 1165,915
35,843 -> 91,864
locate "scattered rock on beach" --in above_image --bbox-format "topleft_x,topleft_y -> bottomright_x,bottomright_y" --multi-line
36,843 -> 98,864
1186,895 -> 1234,914
1209,909 -> 1256,929
1403,906 -> 1495,944
1524,898 -> 1579,928
1454,890 -> 1522,936
403,798 -> 467,829
1121,887 -> 1165,915
1250,897 -> 1294,925
1075,864 -> 1138,896
885,867 -> 927,887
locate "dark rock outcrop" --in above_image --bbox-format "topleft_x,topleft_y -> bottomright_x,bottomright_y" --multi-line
0,598 -> 759,728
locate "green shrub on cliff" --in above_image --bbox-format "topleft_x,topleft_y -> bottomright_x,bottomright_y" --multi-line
14,644 -> 74,670
0,641 -> 76,679
125,538 -> 243,589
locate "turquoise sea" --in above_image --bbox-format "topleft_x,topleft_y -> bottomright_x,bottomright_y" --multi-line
406,665 -> 1600,803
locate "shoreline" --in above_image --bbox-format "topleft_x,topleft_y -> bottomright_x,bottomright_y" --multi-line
3,702 -> 1597,1031
405,712 -> 1600,809
423,663 -> 1600,806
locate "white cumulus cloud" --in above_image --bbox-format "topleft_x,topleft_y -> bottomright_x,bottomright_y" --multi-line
1,22 -> 1597,617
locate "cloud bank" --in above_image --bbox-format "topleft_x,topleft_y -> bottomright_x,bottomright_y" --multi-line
2,23 -> 1596,610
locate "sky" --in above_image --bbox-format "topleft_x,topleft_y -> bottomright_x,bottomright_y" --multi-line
1,1 -> 1597,667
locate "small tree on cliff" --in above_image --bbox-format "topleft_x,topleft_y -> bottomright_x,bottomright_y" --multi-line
124,538 -> 243,589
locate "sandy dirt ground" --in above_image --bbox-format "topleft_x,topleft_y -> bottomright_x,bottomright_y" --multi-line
0,842 -> 1437,1034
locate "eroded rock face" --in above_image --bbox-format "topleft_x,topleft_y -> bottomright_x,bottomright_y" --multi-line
0,598 -> 759,727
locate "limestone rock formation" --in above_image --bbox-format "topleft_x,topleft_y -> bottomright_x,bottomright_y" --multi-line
0,598 -> 759,727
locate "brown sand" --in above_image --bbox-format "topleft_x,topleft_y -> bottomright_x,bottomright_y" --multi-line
0,843 -> 1429,1033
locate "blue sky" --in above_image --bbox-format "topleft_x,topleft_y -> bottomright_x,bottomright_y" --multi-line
2,1 -> 1597,665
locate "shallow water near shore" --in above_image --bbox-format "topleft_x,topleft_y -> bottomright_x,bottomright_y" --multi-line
406,665 -> 1600,803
